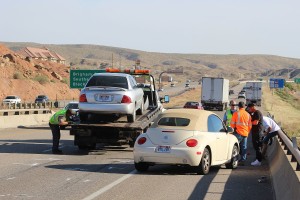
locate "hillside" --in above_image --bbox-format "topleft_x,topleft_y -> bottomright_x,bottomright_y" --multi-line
2,42 -> 300,82
0,44 -> 79,102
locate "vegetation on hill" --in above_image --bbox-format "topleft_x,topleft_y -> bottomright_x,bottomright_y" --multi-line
2,42 -> 300,84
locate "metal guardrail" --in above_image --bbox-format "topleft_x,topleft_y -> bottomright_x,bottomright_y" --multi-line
0,108 -> 51,116
267,112 -> 300,170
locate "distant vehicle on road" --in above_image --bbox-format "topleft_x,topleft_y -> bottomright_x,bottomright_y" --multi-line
183,101 -> 203,109
134,109 -> 239,175
185,83 -> 190,88
170,83 -> 175,87
238,92 -> 246,99
3,95 -> 21,104
35,95 -> 49,103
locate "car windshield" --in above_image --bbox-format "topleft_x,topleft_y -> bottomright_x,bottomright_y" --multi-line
66,103 -> 79,109
86,76 -> 128,89
6,96 -> 17,99
158,117 -> 190,126
37,95 -> 46,98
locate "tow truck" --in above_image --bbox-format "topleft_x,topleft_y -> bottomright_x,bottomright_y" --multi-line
69,68 -> 168,149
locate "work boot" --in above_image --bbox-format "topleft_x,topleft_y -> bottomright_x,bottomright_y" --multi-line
52,149 -> 63,154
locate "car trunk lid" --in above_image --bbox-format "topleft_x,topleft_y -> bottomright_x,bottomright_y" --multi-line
146,128 -> 194,145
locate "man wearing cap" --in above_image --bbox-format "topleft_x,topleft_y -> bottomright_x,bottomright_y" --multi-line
247,103 -> 264,166
223,100 -> 237,127
230,101 -> 252,165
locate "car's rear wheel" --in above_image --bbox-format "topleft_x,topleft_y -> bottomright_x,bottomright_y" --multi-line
225,145 -> 239,169
135,162 -> 149,172
197,147 -> 211,175
127,110 -> 136,122
79,113 -> 88,122
136,101 -> 144,115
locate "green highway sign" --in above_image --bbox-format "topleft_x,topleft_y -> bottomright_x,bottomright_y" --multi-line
70,69 -> 106,88
295,78 -> 300,84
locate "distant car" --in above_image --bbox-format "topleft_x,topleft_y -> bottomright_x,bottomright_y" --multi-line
170,83 -> 175,87
3,95 -> 21,104
35,95 -> 49,103
238,92 -> 246,99
183,101 -> 203,109
79,73 -> 144,122
185,83 -> 190,88
133,109 -> 239,175
229,90 -> 234,95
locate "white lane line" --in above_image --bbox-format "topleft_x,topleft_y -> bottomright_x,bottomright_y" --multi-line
82,170 -> 136,200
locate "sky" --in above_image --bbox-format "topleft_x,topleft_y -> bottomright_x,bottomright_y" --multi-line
1,0 -> 300,59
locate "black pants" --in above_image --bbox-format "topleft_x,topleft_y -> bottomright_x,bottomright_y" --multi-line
49,123 -> 61,150
252,131 -> 262,162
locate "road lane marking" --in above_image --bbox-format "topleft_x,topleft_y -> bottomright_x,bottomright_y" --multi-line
82,170 -> 136,200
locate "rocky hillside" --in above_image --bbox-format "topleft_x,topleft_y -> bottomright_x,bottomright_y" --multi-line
0,44 -> 79,102
3,42 -> 300,82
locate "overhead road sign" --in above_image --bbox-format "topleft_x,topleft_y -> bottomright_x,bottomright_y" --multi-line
269,78 -> 285,88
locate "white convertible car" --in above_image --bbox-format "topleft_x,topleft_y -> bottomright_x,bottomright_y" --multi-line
133,109 -> 239,175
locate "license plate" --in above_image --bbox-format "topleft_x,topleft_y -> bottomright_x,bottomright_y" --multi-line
95,94 -> 112,102
155,146 -> 171,153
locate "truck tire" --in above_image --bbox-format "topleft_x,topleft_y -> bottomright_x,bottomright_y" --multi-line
79,113 -> 88,122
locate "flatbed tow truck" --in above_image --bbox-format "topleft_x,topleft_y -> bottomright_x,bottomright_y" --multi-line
69,68 -> 168,149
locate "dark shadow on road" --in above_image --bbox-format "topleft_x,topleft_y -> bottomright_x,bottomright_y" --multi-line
17,125 -> 51,130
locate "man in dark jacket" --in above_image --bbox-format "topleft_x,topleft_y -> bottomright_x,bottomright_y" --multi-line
247,103 -> 264,166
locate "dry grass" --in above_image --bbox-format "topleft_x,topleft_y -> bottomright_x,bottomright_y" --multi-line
164,87 -> 201,109
262,85 -> 300,139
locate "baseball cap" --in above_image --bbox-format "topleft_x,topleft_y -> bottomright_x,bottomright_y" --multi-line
248,102 -> 255,107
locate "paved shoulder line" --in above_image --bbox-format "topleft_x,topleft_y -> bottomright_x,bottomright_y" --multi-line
82,170 -> 137,200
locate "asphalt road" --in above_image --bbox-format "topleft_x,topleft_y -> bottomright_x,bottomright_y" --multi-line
0,94 -> 274,200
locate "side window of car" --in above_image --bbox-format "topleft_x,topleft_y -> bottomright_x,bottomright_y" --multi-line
208,114 -> 225,132
129,76 -> 137,88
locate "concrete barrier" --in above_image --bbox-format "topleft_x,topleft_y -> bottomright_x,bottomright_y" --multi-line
268,136 -> 300,200
0,112 -> 53,128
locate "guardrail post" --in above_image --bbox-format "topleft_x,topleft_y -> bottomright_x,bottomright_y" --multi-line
292,137 -> 298,149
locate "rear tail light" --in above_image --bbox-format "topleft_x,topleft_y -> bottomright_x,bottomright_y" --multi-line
137,137 -> 147,145
186,139 -> 198,147
79,94 -> 87,102
121,95 -> 132,103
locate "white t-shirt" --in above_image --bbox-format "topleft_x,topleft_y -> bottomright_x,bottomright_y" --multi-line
263,116 -> 280,133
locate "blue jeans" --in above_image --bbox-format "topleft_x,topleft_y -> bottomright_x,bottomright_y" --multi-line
234,132 -> 248,161
262,130 -> 279,144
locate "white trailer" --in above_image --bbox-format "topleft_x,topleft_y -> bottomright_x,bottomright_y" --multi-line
201,77 -> 229,111
245,82 -> 262,106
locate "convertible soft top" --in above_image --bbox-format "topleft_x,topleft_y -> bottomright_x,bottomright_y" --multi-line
151,108 -> 215,131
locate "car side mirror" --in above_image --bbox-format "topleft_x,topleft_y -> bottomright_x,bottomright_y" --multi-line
163,95 -> 169,103
226,126 -> 234,133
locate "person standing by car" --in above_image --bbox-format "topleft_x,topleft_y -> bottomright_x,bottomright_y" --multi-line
247,103 -> 264,166
230,101 -> 252,165
261,116 -> 283,158
49,109 -> 71,154
223,100 -> 237,127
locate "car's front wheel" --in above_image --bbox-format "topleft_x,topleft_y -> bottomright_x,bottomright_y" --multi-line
134,162 -> 149,172
197,147 -> 211,175
225,145 -> 239,169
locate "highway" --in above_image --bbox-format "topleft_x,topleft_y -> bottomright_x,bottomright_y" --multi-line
0,82 -> 275,200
